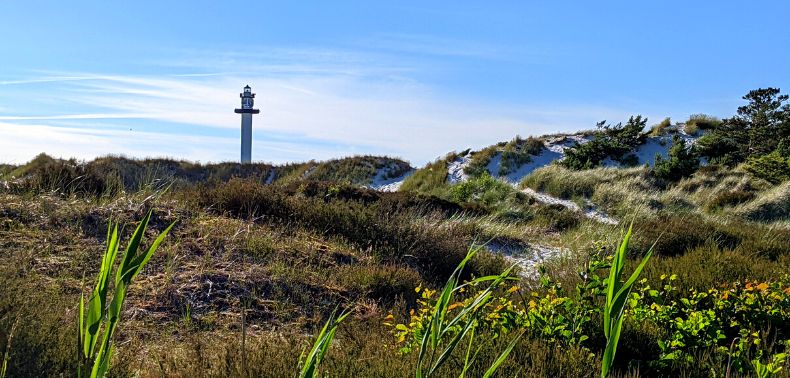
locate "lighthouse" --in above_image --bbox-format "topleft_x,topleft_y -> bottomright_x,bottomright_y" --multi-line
234,85 -> 260,163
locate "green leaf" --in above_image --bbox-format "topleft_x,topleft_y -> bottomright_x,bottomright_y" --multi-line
601,314 -> 623,378
116,210 -> 152,286
482,331 -> 525,378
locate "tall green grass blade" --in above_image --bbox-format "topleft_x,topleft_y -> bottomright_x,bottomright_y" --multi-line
317,310 -> 350,364
418,245 -> 482,377
116,210 -> 151,285
604,222 -> 632,339
83,224 -> 119,358
123,221 -> 175,283
601,315 -> 623,378
443,265 -> 515,334
609,246 -> 654,321
459,322 -> 477,378
427,314 -> 477,376
601,221 -> 653,378
299,308 -> 350,378
482,331 -> 524,378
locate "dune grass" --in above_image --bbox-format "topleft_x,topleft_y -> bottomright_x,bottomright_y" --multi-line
0,154 -> 788,377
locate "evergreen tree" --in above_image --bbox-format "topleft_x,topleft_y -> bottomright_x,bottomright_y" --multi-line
698,88 -> 790,164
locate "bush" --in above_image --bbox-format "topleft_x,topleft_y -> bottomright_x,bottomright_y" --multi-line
685,114 -> 721,133
448,172 -> 514,207
652,135 -> 700,182
742,147 -> 790,184
650,117 -> 672,136
561,116 -> 647,170
695,132 -> 742,165
697,88 -> 790,165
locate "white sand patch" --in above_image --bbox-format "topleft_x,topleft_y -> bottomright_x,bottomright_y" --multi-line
485,152 -> 502,177
469,135 -> 592,185
484,239 -> 566,279
499,148 -> 564,184
447,153 -> 472,183
607,127 -> 702,167
521,187 -> 619,225
369,168 -> 415,192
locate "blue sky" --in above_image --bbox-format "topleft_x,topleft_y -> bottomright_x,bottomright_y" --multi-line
1,1 -> 788,165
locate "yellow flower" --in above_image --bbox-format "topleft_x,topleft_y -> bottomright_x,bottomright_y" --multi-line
506,285 -> 519,294
415,286 -> 421,293
447,302 -> 464,311
755,283 -> 769,292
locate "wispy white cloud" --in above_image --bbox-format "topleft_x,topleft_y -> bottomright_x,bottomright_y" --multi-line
0,75 -> 102,86
0,47 -> 639,165
0,113 -> 149,120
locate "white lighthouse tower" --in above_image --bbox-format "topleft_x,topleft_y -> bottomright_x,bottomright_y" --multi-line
234,85 -> 260,163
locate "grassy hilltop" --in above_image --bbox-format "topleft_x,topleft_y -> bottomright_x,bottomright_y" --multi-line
0,88 -> 789,377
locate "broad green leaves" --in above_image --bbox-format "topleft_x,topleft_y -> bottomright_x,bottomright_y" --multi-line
601,222 -> 654,378
78,211 -> 175,378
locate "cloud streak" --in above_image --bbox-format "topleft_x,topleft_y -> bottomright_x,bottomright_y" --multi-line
0,47 -> 640,165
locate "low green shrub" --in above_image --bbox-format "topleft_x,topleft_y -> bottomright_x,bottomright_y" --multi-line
562,116 -> 647,170
652,135 -> 700,182
448,172 -> 514,208
630,274 -> 790,374
388,236 -> 789,377
743,148 -> 790,184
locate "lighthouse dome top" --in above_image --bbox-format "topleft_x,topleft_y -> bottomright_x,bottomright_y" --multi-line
239,85 -> 256,99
